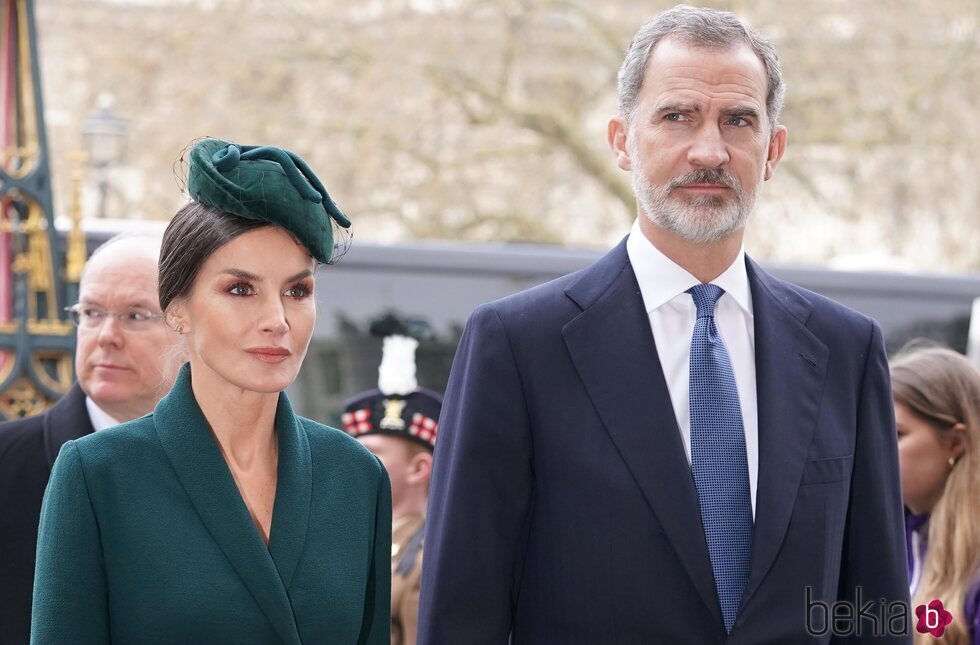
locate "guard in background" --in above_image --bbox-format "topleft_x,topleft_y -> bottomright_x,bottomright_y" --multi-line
343,334 -> 440,645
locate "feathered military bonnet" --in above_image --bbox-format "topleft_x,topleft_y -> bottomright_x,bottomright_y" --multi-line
187,138 -> 351,263
342,335 -> 441,451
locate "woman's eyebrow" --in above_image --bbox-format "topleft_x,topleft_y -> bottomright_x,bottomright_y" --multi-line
218,268 -> 260,281
218,268 -> 313,283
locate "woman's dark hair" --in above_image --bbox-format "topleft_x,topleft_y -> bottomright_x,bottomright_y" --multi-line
159,202 -> 271,312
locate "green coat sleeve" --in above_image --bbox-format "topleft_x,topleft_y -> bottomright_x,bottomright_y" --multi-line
359,460 -> 392,645
31,442 -> 110,644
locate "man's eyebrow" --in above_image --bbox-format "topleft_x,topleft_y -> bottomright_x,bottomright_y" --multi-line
655,102 -> 699,116
78,297 -> 156,309
722,106 -> 761,120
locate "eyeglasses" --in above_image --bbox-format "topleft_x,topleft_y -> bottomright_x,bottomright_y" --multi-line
65,304 -> 165,332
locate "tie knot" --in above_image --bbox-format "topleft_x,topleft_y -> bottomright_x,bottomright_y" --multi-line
687,283 -> 725,318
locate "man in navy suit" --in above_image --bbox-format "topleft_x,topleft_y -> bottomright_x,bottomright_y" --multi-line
418,5 -> 910,644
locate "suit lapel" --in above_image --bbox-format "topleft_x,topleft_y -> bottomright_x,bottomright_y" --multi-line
154,364 -> 302,645
562,241 -> 722,625
740,259 -> 828,608
43,384 -> 95,467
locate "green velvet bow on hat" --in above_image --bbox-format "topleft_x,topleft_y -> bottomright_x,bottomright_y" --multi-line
187,138 -> 351,264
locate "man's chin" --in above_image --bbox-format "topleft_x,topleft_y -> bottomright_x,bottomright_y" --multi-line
675,193 -> 729,209
648,213 -> 746,244
84,381 -> 133,404
677,228 -> 742,245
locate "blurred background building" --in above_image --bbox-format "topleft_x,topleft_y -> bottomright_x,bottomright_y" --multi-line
75,228 -> 980,424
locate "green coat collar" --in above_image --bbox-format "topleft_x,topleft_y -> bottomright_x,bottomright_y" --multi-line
153,364 -> 311,645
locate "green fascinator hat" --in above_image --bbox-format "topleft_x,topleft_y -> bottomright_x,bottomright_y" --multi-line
187,138 -> 351,264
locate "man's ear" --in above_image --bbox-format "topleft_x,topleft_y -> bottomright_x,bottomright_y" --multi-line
764,124 -> 787,181
409,450 -> 433,485
608,115 -> 632,171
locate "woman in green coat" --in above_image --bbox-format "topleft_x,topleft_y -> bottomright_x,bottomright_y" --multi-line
32,140 -> 392,644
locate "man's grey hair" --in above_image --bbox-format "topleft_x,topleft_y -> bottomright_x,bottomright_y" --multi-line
617,5 -> 785,130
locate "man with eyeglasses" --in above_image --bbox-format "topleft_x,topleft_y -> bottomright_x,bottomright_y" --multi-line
0,234 -> 183,645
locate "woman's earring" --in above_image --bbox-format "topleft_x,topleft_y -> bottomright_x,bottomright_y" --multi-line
948,456 -> 958,469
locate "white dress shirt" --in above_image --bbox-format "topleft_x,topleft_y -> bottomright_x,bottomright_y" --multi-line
85,397 -> 122,432
625,220 -> 759,516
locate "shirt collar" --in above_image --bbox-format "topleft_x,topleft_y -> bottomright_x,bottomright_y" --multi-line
85,396 -> 122,432
626,219 -> 753,316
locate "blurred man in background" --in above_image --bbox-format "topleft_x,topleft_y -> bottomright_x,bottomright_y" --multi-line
0,234 -> 183,644
343,334 -> 440,645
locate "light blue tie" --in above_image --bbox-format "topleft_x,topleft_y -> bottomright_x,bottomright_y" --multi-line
687,283 -> 753,634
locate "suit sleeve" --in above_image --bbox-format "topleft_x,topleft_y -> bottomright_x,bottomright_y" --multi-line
418,305 -> 534,644
31,441 -> 110,644
359,459 -> 392,645
831,321 -> 911,644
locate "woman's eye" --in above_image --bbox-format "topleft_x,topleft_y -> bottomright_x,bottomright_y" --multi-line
228,282 -> 254,296
286,285 -> 312,298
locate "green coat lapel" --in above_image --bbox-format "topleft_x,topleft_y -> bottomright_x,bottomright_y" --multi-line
267,391 -> 312,591
153,364 -> 306,645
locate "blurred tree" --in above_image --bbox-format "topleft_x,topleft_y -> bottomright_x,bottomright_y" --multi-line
37,0 -> 980,270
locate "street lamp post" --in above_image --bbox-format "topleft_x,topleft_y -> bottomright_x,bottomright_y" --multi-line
81,93 -> 126,219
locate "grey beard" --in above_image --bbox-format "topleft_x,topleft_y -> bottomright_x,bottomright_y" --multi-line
632,167 -> 757,244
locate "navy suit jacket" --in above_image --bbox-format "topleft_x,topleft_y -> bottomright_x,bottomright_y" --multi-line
419,240 -> 910,644
0,385 -> 94,645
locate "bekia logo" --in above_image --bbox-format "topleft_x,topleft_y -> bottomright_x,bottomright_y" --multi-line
915,599 -> 954,638
805,588 -> 956,637
805,587 -> 908,637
